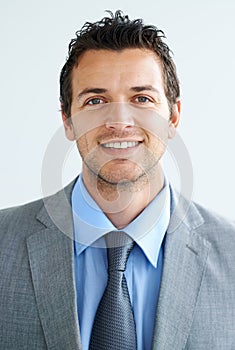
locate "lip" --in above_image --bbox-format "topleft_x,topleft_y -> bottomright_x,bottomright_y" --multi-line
102,141 -> 140,149
99,138 -> 143,145
99,140 -> 142,157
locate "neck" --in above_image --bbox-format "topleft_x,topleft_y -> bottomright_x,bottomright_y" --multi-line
82,164 -> 164,229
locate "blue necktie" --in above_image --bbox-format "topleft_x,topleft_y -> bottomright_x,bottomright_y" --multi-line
89,231 -> 137,350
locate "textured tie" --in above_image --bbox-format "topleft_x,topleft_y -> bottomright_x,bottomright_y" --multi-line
89,231 -> 137,350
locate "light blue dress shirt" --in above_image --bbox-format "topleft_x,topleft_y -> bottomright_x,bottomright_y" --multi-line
72,175 -> 170,350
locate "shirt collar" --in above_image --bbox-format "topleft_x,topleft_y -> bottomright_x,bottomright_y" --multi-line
72,175 -> 170,268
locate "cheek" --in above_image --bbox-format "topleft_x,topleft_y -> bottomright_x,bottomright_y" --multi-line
77,135 -> 89,158
142,124 -> 169,147
77,131 -> 97,155
134,109 -> 170,140
71,107 -> 107,140
147,131 -> 168,157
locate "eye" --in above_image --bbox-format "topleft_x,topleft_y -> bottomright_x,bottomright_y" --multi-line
86,97 -> 105,105
133,95 -> 153,104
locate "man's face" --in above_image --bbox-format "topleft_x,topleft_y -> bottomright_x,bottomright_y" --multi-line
63,48 -> 180,186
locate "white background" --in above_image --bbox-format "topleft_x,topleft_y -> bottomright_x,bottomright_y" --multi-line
1,0 -> 235,220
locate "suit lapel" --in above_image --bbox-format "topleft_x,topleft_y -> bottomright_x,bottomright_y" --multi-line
26,180 -> 82,349
152,189 -> 211,350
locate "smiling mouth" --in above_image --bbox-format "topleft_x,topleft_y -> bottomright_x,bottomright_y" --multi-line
101,141 -> 140,149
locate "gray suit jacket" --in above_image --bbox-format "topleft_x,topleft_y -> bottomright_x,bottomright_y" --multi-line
1,179 -> 235,350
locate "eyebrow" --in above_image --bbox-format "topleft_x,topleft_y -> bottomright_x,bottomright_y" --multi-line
76,88 -> 107,101
76,85 -> 160,101
130,85 -> 160,93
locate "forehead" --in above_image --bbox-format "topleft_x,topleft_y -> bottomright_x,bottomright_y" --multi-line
71,48 -> 164,91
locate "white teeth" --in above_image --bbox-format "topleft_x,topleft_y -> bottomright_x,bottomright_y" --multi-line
102,141 -> 139,149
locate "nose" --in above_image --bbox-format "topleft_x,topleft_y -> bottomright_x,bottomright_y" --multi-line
105,103 -> 135,131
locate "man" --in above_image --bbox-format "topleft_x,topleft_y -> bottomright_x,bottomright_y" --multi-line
0,10 -> 235,350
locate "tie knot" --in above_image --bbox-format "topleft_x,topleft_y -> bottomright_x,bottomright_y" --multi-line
105,231 -> 135,272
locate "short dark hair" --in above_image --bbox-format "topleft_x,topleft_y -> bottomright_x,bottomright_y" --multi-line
60,10 -> 180,118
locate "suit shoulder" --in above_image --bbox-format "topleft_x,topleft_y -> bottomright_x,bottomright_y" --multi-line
0,197 -> 43,221
0,197 -> 47,243
191,201 -> 235,247
194,201 -> 235,230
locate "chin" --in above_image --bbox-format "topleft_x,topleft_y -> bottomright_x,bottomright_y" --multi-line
97,168 -> 147,186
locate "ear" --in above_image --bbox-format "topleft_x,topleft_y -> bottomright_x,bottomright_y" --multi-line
61,107 -> 75,141
168,100 -> 181,139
